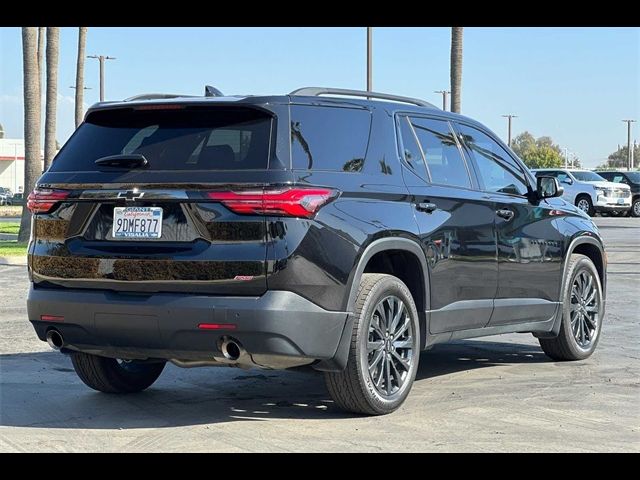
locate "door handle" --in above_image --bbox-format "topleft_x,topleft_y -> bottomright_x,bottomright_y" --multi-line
417,202 -> 437,213
496,208 -> 515,221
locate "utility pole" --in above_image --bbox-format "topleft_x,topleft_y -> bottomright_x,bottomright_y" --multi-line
622,120 -> 636,170
434,90 -> 450,111
564,147 -> 569,168
502,114 -> 518,147
87,54 -> 116,101
366,27 -> 372,92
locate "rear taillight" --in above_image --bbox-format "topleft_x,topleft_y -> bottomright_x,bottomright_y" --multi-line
206,187 -> 337,218
27,189 -> 70,214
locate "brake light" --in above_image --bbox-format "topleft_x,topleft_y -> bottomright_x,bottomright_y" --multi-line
27,189 -> 71,214
206,188 -> 337,218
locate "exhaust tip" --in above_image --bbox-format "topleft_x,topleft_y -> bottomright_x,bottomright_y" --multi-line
221,338 -> 242,361
46,330 -> 64,350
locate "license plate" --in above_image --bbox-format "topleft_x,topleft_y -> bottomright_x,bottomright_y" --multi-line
113,207 -> 163,239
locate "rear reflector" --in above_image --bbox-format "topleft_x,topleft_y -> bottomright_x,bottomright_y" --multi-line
206,187 -> 337,218
40,315 -> 65,322
27,189 -> 71,214
198,323 -> 237,330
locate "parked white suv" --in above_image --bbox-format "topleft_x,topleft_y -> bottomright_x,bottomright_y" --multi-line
532,169 -> 631,216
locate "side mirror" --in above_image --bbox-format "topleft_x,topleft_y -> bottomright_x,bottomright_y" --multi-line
537,176 -> 564,199
562,177 -> 573,185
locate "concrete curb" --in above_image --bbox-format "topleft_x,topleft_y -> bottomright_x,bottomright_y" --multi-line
0,256 -> 27,266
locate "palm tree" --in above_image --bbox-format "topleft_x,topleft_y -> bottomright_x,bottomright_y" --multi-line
44,27 -> 60,171
19,27 -> 42,243
450,27 -> 463,114
37,27 -> 44,114
75,27 -> 87,127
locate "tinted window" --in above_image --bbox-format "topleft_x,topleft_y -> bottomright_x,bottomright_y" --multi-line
398,116 -> 428,178
572,171 -> 606,182
410,117 -> 471,188
626,172 -> 640,184
50,107 -> 273,172
291,105 -> 371,171
458,124 -> 529,196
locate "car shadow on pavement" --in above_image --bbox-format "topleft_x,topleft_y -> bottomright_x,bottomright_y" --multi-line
0,339 -> 550,429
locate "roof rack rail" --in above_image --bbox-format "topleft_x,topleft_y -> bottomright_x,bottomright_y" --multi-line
289,87 -> 437,109
124,93 -> 196,102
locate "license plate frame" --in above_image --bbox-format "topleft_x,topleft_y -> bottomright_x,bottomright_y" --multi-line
112,206 -> 163,239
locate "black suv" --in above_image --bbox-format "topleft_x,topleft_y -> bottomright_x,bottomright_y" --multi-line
595,170 -> 640,217
27,87 -> 607,415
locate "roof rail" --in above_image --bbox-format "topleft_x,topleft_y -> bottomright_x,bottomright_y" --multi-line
123,93 -> 196,102
289,87 -> 437,109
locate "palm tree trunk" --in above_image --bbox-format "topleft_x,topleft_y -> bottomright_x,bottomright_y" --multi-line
44,27 -> 60,171
75,27 -> 87,127
19,28 -> 42,243
37,27 -> 44,117
450,27 -> 463,114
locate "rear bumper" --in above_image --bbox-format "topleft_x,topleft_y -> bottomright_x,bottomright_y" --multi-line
28,287 -> 350,370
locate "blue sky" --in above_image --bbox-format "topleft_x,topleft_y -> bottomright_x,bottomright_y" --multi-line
1,27 -> 638,167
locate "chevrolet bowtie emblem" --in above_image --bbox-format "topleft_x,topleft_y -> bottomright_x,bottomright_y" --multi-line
117,190 -> 145,201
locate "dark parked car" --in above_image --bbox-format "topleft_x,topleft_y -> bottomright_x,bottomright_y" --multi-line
8,193 -> 24,206
26,87 -> 607,415
595,170 -> 640,217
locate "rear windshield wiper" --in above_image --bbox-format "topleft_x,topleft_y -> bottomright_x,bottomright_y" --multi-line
94,154 -> 149,169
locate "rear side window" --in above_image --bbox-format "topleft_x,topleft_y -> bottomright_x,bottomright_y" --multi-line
409,117 -> 471,188
291,105 -> 371,171
49,107 -> 273,172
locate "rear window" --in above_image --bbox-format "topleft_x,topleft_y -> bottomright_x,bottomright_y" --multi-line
291,105 -> 371,171
49,107 -> 273,172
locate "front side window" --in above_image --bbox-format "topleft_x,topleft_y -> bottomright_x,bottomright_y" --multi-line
291,105 -> 371,172
409,117 -> 471,189
457,124 -> 529,196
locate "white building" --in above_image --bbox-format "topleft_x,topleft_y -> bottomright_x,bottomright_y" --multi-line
0,138 -> 44,194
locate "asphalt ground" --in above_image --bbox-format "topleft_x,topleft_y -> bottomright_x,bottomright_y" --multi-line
0,217 -> 638,452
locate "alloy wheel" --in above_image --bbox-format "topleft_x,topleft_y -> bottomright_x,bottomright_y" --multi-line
577,199 -> 590,213
633,201 -> 640,217
367,295 -> 415,397
569,269 -> 600,349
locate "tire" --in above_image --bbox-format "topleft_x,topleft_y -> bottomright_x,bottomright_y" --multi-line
325,273 -> 420,415
631,198 -> 640,217
539,254 -> 603,361
71,352 -> 166,393
575,195 -> 594,216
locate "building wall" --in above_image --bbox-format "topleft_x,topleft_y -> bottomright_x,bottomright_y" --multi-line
0,138 -> 44,194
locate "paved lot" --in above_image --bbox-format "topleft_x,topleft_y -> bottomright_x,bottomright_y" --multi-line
1,217 -> 638,452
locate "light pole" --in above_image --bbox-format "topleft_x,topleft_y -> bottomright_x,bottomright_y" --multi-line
434,90 -> 450,111
622,120 -> 636,170
502,114 -> 518,147
366,27 -> 372,92
88,54 -> 116,101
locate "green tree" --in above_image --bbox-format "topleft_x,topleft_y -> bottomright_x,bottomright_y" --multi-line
598,145 -> 640,169
510,131 -> 564,169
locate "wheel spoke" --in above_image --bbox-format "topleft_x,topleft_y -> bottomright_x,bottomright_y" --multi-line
368,340 -> 384,353
389,359 -> 404,389
375,356 -> 385,388
391,317 -> 410,341
393,338 -> 413,349
369,349 -> 384,374
389,301 -> 405,335
385,358 -> 392,395
391,350 -> 411,371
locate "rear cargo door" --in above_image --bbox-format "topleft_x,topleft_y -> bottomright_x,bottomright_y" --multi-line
30,104 -> 289,295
